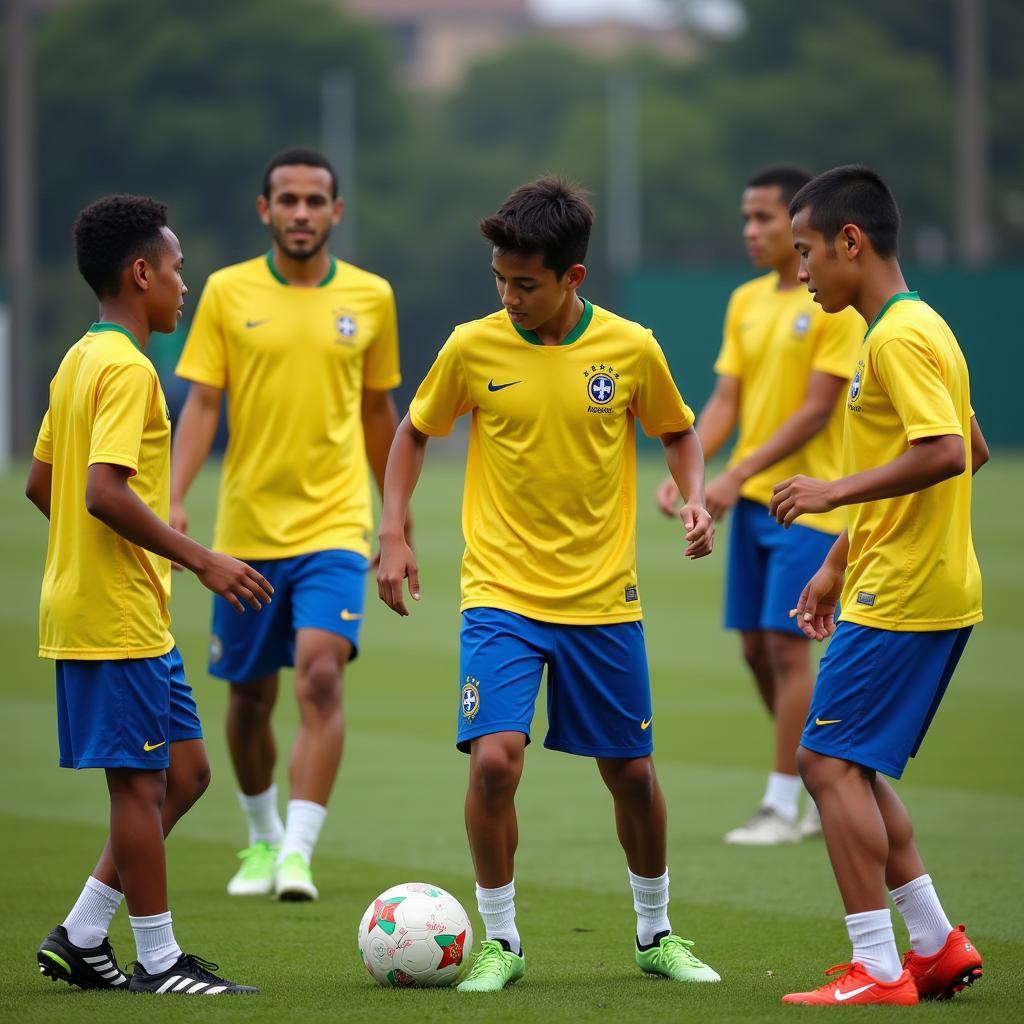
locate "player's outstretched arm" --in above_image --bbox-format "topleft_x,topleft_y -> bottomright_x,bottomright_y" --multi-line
86,462 -> 273,613
25,458 -> 53,519
377,415 -> 429,615
661,427 -> 713,559
169,381 -> 223,536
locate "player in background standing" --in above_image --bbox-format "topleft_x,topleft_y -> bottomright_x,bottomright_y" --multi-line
170,148 -> 402,902
656,166 -> 862,845
772,165 -> 987,1006
30,195 -> 271,995
378,177 -> 721,992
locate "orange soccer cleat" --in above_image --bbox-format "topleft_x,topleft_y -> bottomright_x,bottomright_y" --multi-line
782,962 -> 919,1006
902,924 -> 983,1000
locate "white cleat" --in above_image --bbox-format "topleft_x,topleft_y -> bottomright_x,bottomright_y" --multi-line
724,806 -> 801,845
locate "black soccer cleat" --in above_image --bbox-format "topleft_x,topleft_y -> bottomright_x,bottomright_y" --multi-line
37,925 -> 129,990
128,952 -> 258,995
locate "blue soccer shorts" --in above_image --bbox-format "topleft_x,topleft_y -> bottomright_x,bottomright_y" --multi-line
209,549 -> 368,683
457,607 -> 654,759
725,497 -> 838,636
801,621 -> 973,779
55,646 -> 203,770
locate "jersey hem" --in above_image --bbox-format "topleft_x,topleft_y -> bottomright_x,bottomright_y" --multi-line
40,637 -> 175,661
87,452 -> 139,474
640,416 -> 695,438
460,599 -> 643,626
214,540 -> 371,561
408,408 -> 451,437
838,609 -> 983,632
364,373 -> 402,391
906,424 -> 963,442
174,365 -> 226,389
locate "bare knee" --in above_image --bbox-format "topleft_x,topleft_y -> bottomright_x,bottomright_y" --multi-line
797,746 -> 872,798
296,653 -> 343,719
470,741 -> 523,803
741,632 -> 769,678
230,680 -> 277,729
601,757 -> 657,809
764,631 -> 810,679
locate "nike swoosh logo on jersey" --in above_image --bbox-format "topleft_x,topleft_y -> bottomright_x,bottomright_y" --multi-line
487,379 -> 521,392
640,718 -> 653,731
835,983 -> 875,1001
340,609 -> 363,621
815,718 -> 842,726
143,740 -> 167,752
245,318 -> 272,328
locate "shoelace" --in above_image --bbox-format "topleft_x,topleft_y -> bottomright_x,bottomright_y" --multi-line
815,963 -> 857,990
467,941 -> 510,978
177,954 -> 224,982
651,935 -> 704,969
238,843 -> 274,862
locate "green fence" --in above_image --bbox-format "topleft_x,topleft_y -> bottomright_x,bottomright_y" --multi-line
622,266 -> 1024,446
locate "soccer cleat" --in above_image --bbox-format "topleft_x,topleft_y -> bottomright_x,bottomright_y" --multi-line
456,938 -> 525,992
128,952 -> 257,995
724,806 -> 801,845
902,924 -> 983,1000
797,802 -> 822,838
37,925 -> 129,990
782,962 -> 918,1005
227,841 -> 278,896
636,933 -> 721,982
274,851 -> 319,901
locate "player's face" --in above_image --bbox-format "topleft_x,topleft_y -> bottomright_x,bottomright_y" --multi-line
258,165 -> 342,261
792,208 -> 854,314
741,185 -> 794,269
491,248 -> 583,332
146,227 -> 187,334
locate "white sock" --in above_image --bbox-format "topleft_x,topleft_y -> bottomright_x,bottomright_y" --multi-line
629,868 -> 671,947
762,772 -> 802,821
891,874 -> 952,957
238,784 -> 284,847
63,876 -> 123,948
476,880 -> 521,953
129,910 -> 182,975
278,799 -> 326,864
845,908 -> 902,982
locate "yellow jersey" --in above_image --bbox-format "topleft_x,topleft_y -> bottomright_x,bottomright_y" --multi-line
409,300 -> 695,624
176,253 -> 401,560
35,323 -> 174,660
840,293 -> 982,631
715,272 -> 863,533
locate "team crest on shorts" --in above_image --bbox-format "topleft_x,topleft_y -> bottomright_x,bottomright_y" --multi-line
461,677 -> 481,720
333,307 -> 358,345
209,634 -> 223,663
793,313 -> 811,336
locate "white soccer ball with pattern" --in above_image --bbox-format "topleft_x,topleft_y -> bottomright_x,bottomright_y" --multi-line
358,882 -> 473,987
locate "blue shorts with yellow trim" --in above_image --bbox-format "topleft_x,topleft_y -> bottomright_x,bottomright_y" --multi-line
209,549 -> 367,684
801,622 -> 973,779
457,607 -> 653,759
725,497 -> 838,636
55,646 -> 202,770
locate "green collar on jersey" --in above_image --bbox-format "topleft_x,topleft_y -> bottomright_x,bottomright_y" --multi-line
265,250 -> 337,287
864,291 -> 920,341
510,297 -> 593,347
89,321 -> 141,350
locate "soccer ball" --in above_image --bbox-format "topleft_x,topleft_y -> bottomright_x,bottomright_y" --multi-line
358,882 -> 473,987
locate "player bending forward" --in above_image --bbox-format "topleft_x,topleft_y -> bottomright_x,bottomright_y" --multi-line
771,166 -> 988,1006
378,177 -> 721,992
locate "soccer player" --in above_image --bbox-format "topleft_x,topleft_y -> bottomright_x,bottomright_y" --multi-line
377,177 -> 721,992
170,148 -> 402,902
29,195 -> 270,995
771,165 -> 987,1006
656,166 -> 862,845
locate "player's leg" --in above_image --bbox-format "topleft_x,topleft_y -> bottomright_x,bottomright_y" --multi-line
740,630 -> 773,713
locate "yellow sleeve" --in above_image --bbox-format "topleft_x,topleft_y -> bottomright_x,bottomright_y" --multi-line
408,331 -> 474,437
363,282 -> 401,391
630,334 -> 696,438
88,363 -> 157,475
176,278 -> 227,388
713,289 -> 744,378
811,307 -> 861,379
872,336 -> 963,444
33,409 -> 53,464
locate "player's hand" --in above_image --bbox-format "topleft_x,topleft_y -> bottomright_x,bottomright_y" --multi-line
789,562 -> 844,641
655,477 -> 681,518
377,538 -> 420,616
196,552 -> 273,613
169,500 -> 189,572
769,475 -> 836,527
680,502 -> 714,559
705,470 -> 742,520
370,519 -> 414,571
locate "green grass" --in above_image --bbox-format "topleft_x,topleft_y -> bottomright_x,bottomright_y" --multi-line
1,452 -> 1022,1022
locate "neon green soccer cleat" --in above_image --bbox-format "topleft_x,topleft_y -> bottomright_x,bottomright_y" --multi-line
456,939 -> 525,992
636,934 -> 721,982
226,841 -> 278,896
274,852 -> 319,901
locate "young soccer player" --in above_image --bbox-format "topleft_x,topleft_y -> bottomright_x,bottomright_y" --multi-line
29,194 -> 271,995
770,165 -> 987,1006
656,166 -> 862,845
170,148 -> 402,901
377,177 -> 720,992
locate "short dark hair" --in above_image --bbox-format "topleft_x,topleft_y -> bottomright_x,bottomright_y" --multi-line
480,176 -> 593,277
747,165 -> 812,206
789,165 -> 901,259
73,194 -> 170,299
262,147 -> 338,199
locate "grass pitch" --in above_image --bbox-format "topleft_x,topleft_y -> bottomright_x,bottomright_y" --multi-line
1,452 -> 1021,1022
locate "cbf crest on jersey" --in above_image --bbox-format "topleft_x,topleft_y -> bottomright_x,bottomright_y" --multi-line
793,313 -> 812,337
461,677 -> 480,720
333,306 -> 358,345
850,367 -> 863,402
583,363 -> 620,413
